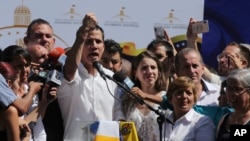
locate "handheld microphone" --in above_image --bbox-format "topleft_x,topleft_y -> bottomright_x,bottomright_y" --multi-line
29,47 -> 66,82
93,61 -> 106,80
112,71 -> 174,126
57,54 -> 67,66
46,70 -> 63,86
45,69 -> 63,100
42,47 -> 65,85
28,70 -> 49,83
111,71 -> 145,104
113,71 -> 134,89
40,47 -> 65,70
48,47 -> 65,64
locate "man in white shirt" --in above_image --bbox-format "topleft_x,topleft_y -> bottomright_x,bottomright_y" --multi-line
57,13 -> 124,140
174,47 -> 220,106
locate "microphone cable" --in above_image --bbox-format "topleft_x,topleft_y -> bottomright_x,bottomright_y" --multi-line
103,78 -> 124,102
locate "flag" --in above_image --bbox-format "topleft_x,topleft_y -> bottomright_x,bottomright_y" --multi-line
202,0 -> 250,70
89,121 -> 120,141
119,122 -> 139,141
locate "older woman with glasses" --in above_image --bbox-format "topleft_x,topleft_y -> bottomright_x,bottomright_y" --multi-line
216,68 -> 250,141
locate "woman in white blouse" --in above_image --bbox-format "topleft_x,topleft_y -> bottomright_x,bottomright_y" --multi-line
154,76 -> 216,141
121,50 -> 167,141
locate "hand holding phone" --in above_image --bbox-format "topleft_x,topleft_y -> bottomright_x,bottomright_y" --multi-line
154,26 -> 165,40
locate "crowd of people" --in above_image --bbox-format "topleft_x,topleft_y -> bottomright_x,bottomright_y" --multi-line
0,12 -> 250,141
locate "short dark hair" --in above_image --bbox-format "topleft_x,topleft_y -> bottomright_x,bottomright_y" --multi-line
226,42 -> 250,67
147,39 -> 174,58
239,43 -> 250,67
104,39 -> 122,55
93,24 -> 105,41
1,45 -> 31,66
26,18 -> 53,38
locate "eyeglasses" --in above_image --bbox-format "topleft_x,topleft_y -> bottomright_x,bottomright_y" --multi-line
225,86 -> 250,95
217,53 -> 229,62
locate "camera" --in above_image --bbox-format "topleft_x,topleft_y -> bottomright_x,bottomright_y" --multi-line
192,20 -> 209,34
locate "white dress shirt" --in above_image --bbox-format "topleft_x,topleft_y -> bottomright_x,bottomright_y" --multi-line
57,63 -> 124,140
197,79 -> 220,106
153,108 -> 216,141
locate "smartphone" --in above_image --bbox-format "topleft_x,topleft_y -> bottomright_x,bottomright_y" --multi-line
154,26 -> 165,39
192,20 -> 209,34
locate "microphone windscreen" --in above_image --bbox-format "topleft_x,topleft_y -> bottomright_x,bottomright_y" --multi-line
113,71 -> 126,83
48,47 -> 65,64
113,70 -> 134,89
93,61 -> 107,80
92,61 -> 99,70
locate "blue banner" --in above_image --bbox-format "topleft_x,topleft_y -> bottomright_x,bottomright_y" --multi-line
202,0 -> 250,70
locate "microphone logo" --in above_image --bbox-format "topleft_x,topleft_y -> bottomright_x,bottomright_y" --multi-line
113,71 -> 134,89
123,77 -> 134,89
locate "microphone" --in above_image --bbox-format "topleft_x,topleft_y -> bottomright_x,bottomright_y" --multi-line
111,71 -> 145,105
57,54 -> 67,66
48,47 -> 65,64
46,70 -> 63,86
112,71 -> 174,126
93,61 -> 106,80
40,47 -> 65,70
44,69 -> 63,101
29,47 -> 65,82
29,47 -> 65,101
113,71 -> 134,89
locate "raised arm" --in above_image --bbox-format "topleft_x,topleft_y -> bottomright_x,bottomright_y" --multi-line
163,28 -> 177,56
186,17 -> 199,50
186,17 -> 213,81
63,13 -> 98,81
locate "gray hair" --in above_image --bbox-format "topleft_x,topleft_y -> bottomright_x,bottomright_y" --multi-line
175,48 -> 204,70
227,68 -> 250,87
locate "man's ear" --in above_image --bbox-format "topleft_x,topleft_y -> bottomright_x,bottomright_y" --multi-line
241,59 -> 248,68
23,36 -> 28,45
